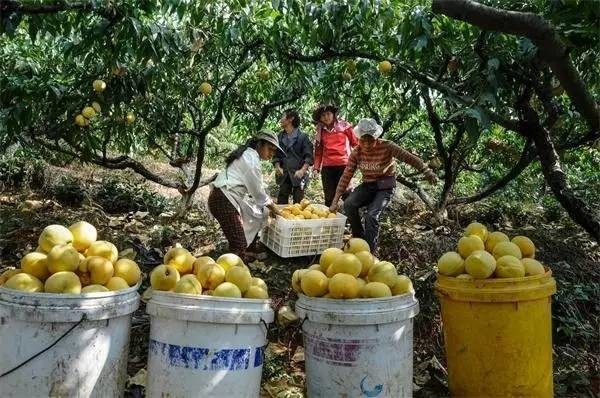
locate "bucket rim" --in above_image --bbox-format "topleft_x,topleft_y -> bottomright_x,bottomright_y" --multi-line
0,281 -> 140,300
150,289 -> 272,305
436,268 -> 553,284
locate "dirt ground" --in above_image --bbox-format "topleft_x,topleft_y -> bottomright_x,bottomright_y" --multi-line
0,166 -> 598,397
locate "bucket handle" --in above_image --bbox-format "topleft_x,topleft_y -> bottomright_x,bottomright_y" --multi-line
259,318 -> 271,340
0,314 -> 87,378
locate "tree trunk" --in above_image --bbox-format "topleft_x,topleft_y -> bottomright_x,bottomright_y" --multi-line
520,104 -> 600,241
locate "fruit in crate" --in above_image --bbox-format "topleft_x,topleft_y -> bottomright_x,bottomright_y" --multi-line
291,242 -> 413,299
280,199 -> 334,220
435,222 -> 547,280
149,251 -> 270,299
0,221 -> 141,294
4,273 -> 44,293
164,247 -> 195,274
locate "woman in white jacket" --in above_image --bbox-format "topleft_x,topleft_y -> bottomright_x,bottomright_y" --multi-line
208,130 -> 282,260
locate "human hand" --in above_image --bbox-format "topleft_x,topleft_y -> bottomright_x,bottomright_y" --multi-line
294,169 -> 306,179
426,170 -> 438,184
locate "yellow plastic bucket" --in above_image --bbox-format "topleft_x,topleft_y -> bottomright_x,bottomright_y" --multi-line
435,270 -> 556,397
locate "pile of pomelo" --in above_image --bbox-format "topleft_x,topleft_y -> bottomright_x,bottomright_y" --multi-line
149,251 -> 269,299
280,199 -> 337,220
436,222 -> 547,279
291,238 -> 413,299
0,222 -> 141,294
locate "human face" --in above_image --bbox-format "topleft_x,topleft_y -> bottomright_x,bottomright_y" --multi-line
280,114 -> 292,130
359,135 -> 377,152
320,111 -> 335,127
257,141 -> 277,160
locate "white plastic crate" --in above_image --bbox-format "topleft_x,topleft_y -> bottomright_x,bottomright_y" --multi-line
261,204 -> 347,258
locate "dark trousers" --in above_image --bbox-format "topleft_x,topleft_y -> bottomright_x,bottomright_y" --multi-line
343,182 -> 394,252
321,166 -> 346,207
277,175 -> 304,204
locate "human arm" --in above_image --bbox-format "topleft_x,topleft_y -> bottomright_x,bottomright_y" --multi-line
389,143 -> 438,184
295,134 -> 314,179
329,151 -> 358,212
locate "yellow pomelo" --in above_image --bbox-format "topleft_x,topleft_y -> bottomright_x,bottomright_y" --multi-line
437,251 -> 465,276
356,277 -> 367,289
213,282 -> 242,298
251,277 -> 268,292
361,282 -> 392,298
82,106 -> 96,119
299,199 -> 310,209
44,271 -> 81,294
367,261 -> 397,287
4,273 -> 44,293
355,251 -> 375,277
79,256 -> 114,285
68,221 -> 97,252
464,222 -> 488,242
457,235 -> 485,259
225,266 -> 252,293
300,270 -> 329,297
47,244 -> 81,273
216,253 -> 244,272
292,269 -> 308,293
75,114 -> 86,126
308,264 -> 321,271
199,82 -> 212,95
522,258 -> 545,276
391,275 -> 414,295
329,253 -> 362,278
0,269 -> 22,285
105,276 -> 129,291
38,225 -> 73,253
244,286 -> 268,299
302,210 -> 312,219
164,247 -> 195,274
492,242 -> 522,260
511,236 -> 536,258
328,273 -> 360,299
344,238 -> 370,254
485,231 -> 509,253
378,60 -> 392,74
81,284 -> 109,293
173,275 -> 203,295
319,248 -> 343,273
85,241 -> 119,264
92,102 -> 102,113
93,79 -> 106,92
456,273 -> 474,280
20,252 -> 49,281
192,256 -> 215,275
495,255 -> 525,278
173,250 -> 198,274
196,263 -> 225,290
465,250 -> 496,279
113,258 -> 141,286
150,264 -> 180,291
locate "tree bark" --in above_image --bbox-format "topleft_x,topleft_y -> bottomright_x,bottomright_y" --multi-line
432,0 -> 599,132
518,102 -> 600,241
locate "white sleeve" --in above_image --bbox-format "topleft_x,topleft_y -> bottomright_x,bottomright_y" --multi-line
240,150 -> 272,207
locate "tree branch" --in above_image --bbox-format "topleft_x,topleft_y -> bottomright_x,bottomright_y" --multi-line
432,0 -> 600,131
449,140 -> 535,205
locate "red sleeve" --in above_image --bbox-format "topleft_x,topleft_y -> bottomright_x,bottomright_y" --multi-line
346,126 -> 359,148
313,128 -> 323,171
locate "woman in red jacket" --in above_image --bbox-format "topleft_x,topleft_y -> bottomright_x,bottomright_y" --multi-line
312,103 -> 358,206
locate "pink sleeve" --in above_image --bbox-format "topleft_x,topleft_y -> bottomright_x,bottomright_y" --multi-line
346,126 -> 359,148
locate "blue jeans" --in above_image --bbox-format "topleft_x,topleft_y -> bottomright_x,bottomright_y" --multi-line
343,182 -> 394,252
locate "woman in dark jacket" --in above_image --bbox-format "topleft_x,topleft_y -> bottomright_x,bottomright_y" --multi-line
273,109 -> 314,204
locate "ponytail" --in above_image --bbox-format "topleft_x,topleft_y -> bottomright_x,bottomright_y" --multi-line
225,138 -> 259,168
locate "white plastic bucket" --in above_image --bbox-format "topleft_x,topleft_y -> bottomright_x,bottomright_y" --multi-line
295,294 -> 419,398
146,291 -> 274,398
0,285 -> 140,398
